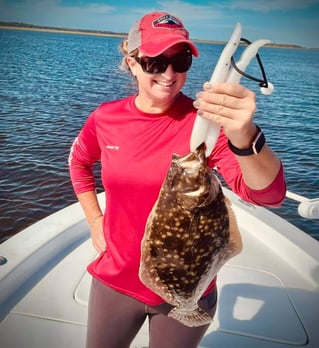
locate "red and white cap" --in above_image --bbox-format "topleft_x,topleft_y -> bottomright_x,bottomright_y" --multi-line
127,12 -> 199,57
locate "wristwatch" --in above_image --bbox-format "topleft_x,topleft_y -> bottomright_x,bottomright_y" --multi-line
228,125 -> 266,156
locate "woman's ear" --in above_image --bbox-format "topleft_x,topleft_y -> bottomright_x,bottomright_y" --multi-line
127,56 -> 138,76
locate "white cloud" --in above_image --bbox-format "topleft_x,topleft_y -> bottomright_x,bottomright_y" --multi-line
228,0 -> 319,12
158,0 -> 220,17
82,4 -> 115,14
0,0 -> 317,46
149,0 -> 229,40
0,0 -> 116,24
0,0 -> 223,33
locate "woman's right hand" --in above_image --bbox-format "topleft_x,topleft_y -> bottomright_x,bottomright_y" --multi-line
90,215 -> 106,254
76,191 -> 106,254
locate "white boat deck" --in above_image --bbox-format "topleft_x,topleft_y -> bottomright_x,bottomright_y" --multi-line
1,189 -> 318,347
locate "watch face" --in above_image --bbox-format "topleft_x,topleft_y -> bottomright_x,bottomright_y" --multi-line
252,130 -> 265,154
228,126 -> 265,156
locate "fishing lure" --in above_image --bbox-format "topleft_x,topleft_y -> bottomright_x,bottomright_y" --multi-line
190,22 -> 274,156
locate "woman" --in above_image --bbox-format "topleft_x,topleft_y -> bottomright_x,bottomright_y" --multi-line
69,11 -> 286,348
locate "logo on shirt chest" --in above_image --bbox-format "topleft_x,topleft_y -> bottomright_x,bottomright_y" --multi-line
106,145 -> 120,150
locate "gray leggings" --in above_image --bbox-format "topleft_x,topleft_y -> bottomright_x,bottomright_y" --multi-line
86,277 -> 217,348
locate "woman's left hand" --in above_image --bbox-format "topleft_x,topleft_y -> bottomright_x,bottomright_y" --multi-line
194,81 -> 258,148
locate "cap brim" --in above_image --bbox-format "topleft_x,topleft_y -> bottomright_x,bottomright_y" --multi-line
140,38 -> 199,57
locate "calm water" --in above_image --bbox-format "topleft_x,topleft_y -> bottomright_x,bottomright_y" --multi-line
0,29 -> 318,242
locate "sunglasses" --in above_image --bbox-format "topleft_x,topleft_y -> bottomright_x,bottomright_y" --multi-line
134,50 -> 192,74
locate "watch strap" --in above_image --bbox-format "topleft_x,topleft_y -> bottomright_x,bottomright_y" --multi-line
228,125 -> 266,156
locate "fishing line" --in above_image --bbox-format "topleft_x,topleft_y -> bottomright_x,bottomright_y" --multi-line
231,38 -> 269,88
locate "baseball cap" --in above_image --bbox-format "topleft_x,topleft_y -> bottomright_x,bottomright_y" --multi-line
127,12 -> 199,57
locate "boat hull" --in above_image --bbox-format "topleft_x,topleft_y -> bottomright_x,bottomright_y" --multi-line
1,189 -> 319,347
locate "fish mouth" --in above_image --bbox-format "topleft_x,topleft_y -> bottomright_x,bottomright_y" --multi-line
183,186 -> 206,197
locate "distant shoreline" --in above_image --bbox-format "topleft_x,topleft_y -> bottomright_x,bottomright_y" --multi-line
0,22 -> 310,50
0,23 -> 126,38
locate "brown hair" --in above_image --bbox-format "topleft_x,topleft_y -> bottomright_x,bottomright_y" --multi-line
119,39 -> 138,73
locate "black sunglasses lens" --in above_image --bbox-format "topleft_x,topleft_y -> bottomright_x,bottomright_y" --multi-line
172,54 -> 192,73
137,51 -> 192,74
142,58 -> 167,74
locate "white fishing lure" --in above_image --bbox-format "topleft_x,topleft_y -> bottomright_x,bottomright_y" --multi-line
190,23 -> 274,157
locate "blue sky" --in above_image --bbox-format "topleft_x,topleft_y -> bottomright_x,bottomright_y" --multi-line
1,0 -> 318,48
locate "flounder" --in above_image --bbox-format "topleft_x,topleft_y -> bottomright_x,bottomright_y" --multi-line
139,143 -> 242,327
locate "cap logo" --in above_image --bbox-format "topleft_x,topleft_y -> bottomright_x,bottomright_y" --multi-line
152,14 -> 183,29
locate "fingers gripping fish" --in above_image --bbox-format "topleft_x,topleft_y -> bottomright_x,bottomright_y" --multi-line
139,23 -> 273,327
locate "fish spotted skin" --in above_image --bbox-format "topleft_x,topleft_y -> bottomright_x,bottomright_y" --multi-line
139,143 -> 242,327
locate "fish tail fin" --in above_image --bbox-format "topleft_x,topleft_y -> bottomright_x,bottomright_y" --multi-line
168,306 -> 213,327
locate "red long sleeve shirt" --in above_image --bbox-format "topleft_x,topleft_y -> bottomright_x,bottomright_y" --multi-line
69,93 -> 286,305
